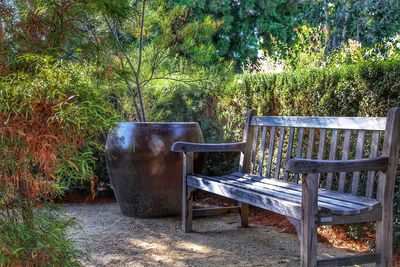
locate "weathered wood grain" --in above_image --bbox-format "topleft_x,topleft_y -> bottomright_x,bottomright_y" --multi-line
239,109 -> 257,173
326,129 -> 338,190
317,207 -> 382,225
294,128 -> 305,183
251,126 -> 260,173
257,127 -> 268,176
275,127 -> 285,179
284,127 -> 295,181
317,129 -> 326,184
351,130 -> 366,195
187,175 -> 303,220
376,107 -> 400,267
287,217 -> 302,240
193,206 -> 240,217
229,172 -> 380,208
238,109 -> 257,227
306,128 -> 315,159
219,175 -> 370,214
265,127 -> 276,178
366,131 -> 380,198
285,156 -> 388,174
301,173 -> 318,267
182,152 -> 194,233
317,253 -> 380,266
338,130 -> 352,192
251,116 -> 386,130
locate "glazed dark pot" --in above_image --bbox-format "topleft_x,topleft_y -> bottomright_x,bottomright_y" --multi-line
105,122 -> 203,217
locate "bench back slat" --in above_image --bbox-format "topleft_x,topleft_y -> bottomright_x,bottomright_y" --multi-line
294,128 -> 305,183
275,127 -> 286,179
317,129 -> 327,160
283,127 -> 295,181
250,126 -> 259,174
251,116 -> 386,130
366,131 -> 380,198
326,129 -> 339,190
351,130 -> 366,195
306,128 -> 315,159
246,113 -> 390,199
338,130 -> 352,192
317,129 -> 327,184
239,109 -> 257,173
257,127 -> 268,176
265,127 -> 276,177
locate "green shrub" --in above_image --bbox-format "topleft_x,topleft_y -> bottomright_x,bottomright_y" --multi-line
0,55 -> 119,265
145,81 -> 239,175
146,82 -> 222,141
0,206 -> 81,267
223,59 -> 400,118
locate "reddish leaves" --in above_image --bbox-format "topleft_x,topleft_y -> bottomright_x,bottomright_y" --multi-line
0,98 -> 82,201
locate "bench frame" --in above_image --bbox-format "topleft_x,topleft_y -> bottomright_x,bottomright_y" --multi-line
172,108 -> 400,267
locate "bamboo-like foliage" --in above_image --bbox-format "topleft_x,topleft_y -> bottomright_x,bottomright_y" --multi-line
0,56 -> 119,265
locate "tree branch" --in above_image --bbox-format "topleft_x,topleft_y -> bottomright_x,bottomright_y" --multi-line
135,0 -> 147,121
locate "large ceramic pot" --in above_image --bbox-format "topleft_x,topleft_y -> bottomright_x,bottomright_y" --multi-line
105,122 -> 203,218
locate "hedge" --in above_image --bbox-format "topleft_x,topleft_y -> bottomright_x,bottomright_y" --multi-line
222,58 -> 400,118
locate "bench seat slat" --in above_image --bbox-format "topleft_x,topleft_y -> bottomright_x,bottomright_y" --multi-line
230,172 -> 380,208
209,175 -> 355,214
221,175 -> 371,212
189,174 -> 380,216
187,175 -> 303,220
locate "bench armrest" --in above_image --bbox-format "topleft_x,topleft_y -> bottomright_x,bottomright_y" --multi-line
285,156 -> 389,174
171,141 -> 246,153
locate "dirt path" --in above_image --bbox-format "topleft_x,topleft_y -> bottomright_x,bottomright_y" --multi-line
65,203 -> 361,267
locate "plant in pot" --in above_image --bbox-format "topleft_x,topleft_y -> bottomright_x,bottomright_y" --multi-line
104,1 -> 224,217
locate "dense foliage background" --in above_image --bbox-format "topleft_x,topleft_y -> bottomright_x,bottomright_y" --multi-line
1,0 -> 400,264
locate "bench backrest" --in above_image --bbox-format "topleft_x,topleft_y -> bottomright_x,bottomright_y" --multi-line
239,108 -> 400,199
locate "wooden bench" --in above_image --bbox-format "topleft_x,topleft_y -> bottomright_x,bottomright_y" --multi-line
171,108 -> 400,267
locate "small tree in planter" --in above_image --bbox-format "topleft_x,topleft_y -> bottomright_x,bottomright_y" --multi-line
103,0 -> 228,217
103,0 -> 225,120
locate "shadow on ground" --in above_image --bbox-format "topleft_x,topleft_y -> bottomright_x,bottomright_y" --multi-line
65,203 -> 362,267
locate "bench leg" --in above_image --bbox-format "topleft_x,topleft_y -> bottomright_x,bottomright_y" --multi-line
301,218 -> 317,267
287,217 -> 302,241
301,173 -> 318,267
238,202 -> 249,227
182,187 -> 194,233
182,152 -> 194,233
376,208 -> 393,266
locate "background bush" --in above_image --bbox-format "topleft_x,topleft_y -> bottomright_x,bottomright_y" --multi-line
145,79 -> 240,175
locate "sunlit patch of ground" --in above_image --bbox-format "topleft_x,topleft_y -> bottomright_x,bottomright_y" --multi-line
65,203 -> 367,267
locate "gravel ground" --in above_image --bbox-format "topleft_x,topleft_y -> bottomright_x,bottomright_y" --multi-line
65,203 -> 361,267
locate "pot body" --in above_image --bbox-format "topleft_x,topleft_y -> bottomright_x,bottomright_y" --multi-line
105,122 -> 203,217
